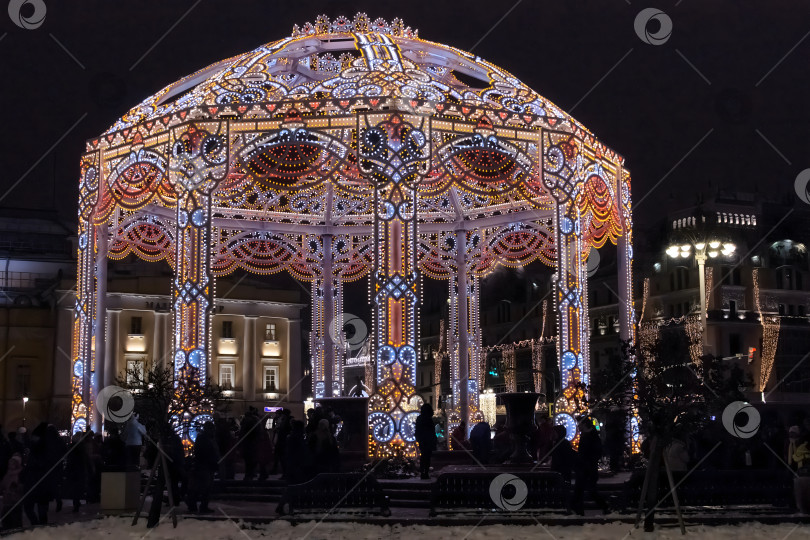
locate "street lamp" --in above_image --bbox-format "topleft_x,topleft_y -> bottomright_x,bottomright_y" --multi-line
665,238 -> 736,353
22,396 -> 28,427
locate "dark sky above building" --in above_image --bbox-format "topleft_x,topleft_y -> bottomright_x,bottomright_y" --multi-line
0,0 -> 808,231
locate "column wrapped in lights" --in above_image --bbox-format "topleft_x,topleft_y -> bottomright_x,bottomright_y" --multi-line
92,224 -> 109,432
361,112 -> 428,458
168,121 -> 228,449
447,229 -> 483,442
312,233 -> 342,398
542,131 -> 592,442
71,152 -> 103,434
71,219 -> 95,434
616,164 -> 640,453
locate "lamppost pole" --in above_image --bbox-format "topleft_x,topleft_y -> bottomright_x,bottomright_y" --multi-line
666,237 -> 735,357
695,249 -> 708,354
22,396 -> 28,428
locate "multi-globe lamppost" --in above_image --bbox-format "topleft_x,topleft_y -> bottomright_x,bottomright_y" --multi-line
665,238 -> 736,353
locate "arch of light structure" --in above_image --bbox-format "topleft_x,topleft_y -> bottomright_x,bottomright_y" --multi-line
72,13 -> 636,456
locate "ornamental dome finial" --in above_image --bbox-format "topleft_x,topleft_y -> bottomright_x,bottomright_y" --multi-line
292,13 -> 418,38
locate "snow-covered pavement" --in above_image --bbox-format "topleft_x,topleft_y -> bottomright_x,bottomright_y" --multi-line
3,517 -> 809,540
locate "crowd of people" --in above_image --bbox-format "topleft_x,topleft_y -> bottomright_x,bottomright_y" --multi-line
3,405 -> 810,529
0,404 -> 346,530
416,408 -> 810,514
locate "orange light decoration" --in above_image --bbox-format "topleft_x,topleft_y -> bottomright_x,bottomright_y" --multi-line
73,13 -> 633,451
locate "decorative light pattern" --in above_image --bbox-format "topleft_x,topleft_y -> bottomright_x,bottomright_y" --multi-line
705,266 -> 714,311
503,345 -> 517,392
433,318 -> 445,408
363,112 -> 428,458
533,300 -> 548,392
753,268 -> 780,391
480,389 -> 496,426
74,13 -> 633,450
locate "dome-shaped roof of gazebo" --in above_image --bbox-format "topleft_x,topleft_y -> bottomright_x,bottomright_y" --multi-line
86,13 -> 627,282
106,13 -> 586,136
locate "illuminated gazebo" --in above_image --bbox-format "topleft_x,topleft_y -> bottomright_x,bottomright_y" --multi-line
72,13 -> 635,456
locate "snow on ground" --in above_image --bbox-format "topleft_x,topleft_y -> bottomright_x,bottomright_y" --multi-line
3,518 -> 809,540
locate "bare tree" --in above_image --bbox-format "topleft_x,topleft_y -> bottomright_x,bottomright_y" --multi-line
117,364 -> 230,438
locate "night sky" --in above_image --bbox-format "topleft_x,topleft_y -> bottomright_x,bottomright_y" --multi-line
1,0 -> 808,228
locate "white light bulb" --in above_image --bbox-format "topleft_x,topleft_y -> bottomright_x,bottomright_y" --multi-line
709,241 -> 721,249
708,250 -> 719,258
694,242 -> 705,250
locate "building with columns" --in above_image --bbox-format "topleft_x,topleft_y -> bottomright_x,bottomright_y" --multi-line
0,210 -> 306,431
52,266 -> 306,427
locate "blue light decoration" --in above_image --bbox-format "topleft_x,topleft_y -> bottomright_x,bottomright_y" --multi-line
188,348 -> 205,368
189,413 -> 214,442
72,417 -> 87,435
630,416 -> 640,446
400,411 -> 420,442
561,351 -> 577,372
174,350 -> 186,369
554,413 -> 577,441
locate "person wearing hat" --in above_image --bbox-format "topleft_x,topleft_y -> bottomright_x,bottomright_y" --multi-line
570,417 -> 608,515
186,421 -> 219,515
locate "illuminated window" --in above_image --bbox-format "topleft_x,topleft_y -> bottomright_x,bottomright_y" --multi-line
219,364 -> 234,389
265,323 -> 276,341
264,366 -> 279,392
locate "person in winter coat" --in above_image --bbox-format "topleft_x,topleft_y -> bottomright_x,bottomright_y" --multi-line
45,425 -> 66,513
415,404 -> 437,480
272,410 -> 292,476
238,407 -> 261,482
570,418 -> 608,515
122,414 -> 147,469
186,422 -> 219,514
469,421 -> 492,464
283,420 -> 313,484
550,425 -> 575,482
64,432 -> 92,513
1,454 -> 24,529
100,426 -> 126,471
308,419 -> 339,474
20,423 -> 53,525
